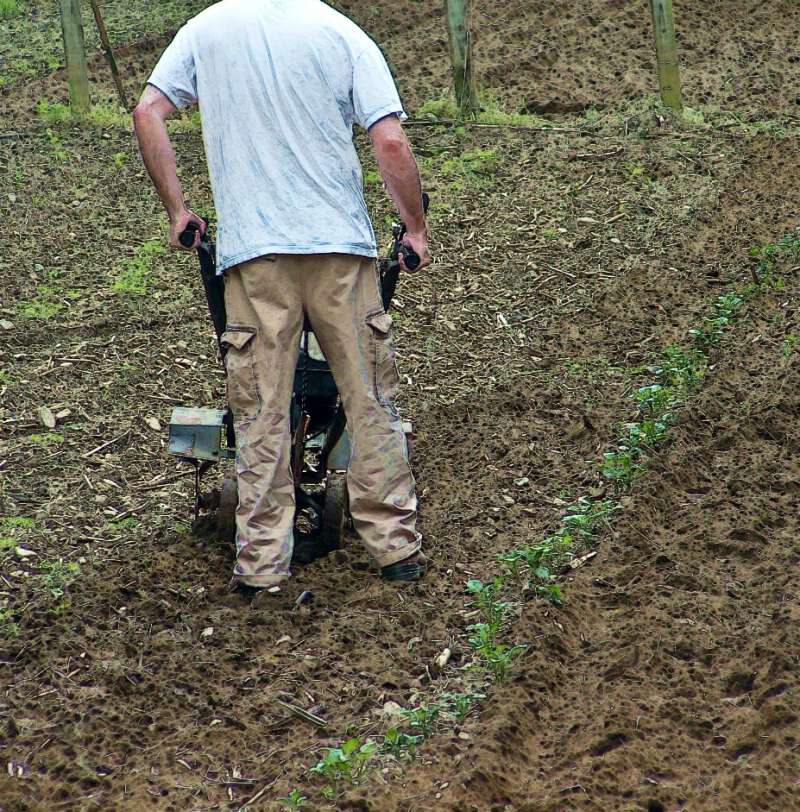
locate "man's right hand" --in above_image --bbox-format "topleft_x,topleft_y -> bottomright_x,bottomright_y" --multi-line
169,208 -> 206,251
400,230 -> 431,272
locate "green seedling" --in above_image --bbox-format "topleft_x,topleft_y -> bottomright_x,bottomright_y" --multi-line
691,292 -> 745,347
446,692 -> 485,723
277,789 -> 308,811
600,446 -> 642,486
623,162 -> 647,178
656,345 -> 706,391
562,498 -> 620,538
441,149 -> 499,180
501,530 -> 575,583
468,623 -> 526,683
535,582 -> 564,606
0,517 -> 36,532
625,418 -> 669,449
399,703 -> 442,738
310,738 -> 377,785
466,577 -> 509,630
110,517 -> 138,531
381,728 -> 423,758
633,383 -> 675,416
781,334 -> 797,357
440,692 -> 485,723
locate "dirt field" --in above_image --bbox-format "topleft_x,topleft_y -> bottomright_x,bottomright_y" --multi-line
1,2 -> 799,811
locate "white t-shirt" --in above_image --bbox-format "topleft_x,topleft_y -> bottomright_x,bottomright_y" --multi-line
148,0 -> 406,272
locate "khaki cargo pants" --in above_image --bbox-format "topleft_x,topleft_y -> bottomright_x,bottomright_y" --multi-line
221,253 -> 421,587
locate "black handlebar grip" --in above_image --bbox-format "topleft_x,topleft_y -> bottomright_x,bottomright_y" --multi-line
401,247 -> 421,270
179,222 -> 200,248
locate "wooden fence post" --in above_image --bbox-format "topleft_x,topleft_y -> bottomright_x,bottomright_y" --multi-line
88,0 -> 129,110
444,0 -> 478,118
59,0 -> 91,114
649,0 -> 683,111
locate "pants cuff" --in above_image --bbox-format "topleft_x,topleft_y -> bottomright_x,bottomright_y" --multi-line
375,534 -> 423,569
233,572 -> 290,589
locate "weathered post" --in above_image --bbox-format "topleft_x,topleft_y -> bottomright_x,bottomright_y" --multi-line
649,0 -> 683,111
59,0 -> 91,114
444,0 -> 478,118
88,0 -> 129,110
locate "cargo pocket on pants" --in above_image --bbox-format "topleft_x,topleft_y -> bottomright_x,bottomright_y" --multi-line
366,311 -> 400,410
221,325 -> 260,421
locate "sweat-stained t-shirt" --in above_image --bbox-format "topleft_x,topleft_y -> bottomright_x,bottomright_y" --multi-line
147,0 -> 406,273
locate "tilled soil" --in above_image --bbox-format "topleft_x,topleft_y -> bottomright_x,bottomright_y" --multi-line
4,1 -> 800,119
2,4 -> 800,811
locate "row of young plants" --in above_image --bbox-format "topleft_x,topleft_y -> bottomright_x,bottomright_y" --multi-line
463,230 -> 800,683
271,231 -> 799,811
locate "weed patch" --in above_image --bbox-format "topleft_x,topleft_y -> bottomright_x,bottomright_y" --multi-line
113,240 -> 167,296
37,559 -> 81,600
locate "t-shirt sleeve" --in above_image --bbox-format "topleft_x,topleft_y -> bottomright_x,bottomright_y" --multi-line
352,42 -> 407,130
147,25 -> 197,109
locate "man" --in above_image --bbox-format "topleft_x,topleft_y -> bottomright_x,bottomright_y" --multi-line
133,0 -> 429,596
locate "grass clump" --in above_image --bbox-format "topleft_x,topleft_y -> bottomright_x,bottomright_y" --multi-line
28,432 -> 65,445
113,239 -> 167,296
37,559 -> 81,599
0,608 -> 19,638
0,0 -> 21,18
17,283 -> 64,319
416,91 -> 553,128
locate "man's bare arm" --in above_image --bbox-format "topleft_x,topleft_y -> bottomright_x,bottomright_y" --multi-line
132,85 -> 204,249
368,115 -> 430,271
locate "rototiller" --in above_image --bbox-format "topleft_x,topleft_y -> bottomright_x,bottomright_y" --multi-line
167,196 -> 427,562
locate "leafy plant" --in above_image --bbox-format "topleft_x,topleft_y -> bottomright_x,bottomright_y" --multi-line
0,517 -> 36,532
277,789 -> 308,811
633,383 -> 675,416
562,498 -> 620,538
656,345 -> 705,390
535,582 -> 564,606
381,728 -> 423,758
599,446 -> 642,486
625,418 -> 669,450
18,287 -> 63,320
466,577 -> 510,630
398,703 -> 442,738
690,292 -> 745,347
310,738 -> 377,785
468,623 -> 526,683
28,433 -> 65,445
442,148 -> 499,179
444,692 -> 485,723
